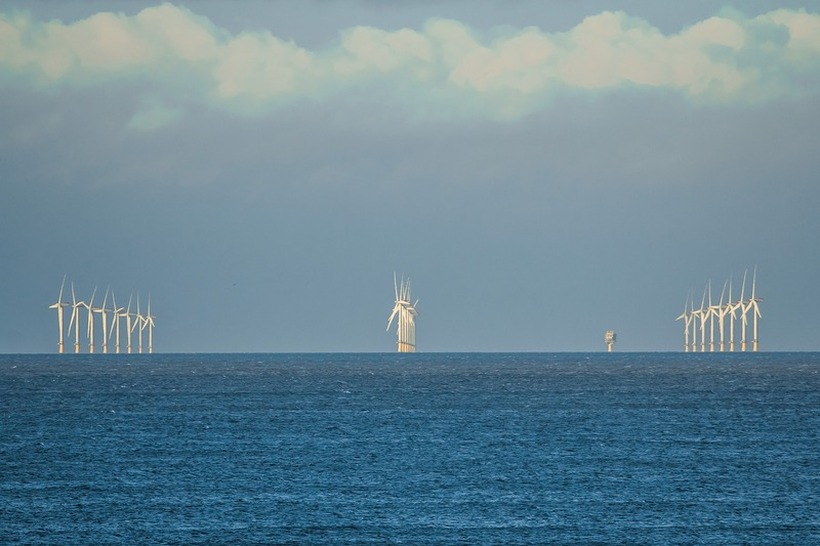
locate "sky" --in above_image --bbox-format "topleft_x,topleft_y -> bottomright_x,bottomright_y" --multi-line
2,0 -> 819,353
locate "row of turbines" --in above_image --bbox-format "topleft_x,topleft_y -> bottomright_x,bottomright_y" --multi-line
386,273 -> 418,352
49,276 -> 156,354
676,268 -> 762,352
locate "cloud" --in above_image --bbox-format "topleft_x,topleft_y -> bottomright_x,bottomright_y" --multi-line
1,4 -> 819,120
126,101 -> 182,132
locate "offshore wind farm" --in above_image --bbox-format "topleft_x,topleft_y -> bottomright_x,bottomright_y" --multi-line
676,268 -> 763,353
49,276 -> 155,354
48,269 -> 773,354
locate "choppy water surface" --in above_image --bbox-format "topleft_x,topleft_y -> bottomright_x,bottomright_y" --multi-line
1,352 -> 819,544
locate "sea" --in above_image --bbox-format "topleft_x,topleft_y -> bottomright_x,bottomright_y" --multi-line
1,352 -> 819,545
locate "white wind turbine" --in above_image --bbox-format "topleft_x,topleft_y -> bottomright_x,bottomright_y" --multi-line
132,294 -> 144,353
83,287 -> 97,353
67,282 -> 84,353
745,267 -> 763,352
696,286 -> 708,352
689,297 -> 700,352
706,281 -> 719,352
49,275 -> 70,354
675,290 -> 694,352
94,287 -> 111,354
714,280 -> 732,352
108,292 -> 126,354
141,295 -> 155,354
386,273 -> 418,353
688,295 -> 698,352
125,293 -> 135,354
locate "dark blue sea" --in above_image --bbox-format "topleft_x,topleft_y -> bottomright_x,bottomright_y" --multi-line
1,353 -> 819,544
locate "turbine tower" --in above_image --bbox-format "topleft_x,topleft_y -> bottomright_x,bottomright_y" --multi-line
386,273 -> 418,353
49,275 -> 70,353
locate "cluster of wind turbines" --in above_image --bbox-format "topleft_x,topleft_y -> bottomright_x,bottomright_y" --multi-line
49,276 -> 155,354
676,268 -> 762,352
386,273 -> 418,353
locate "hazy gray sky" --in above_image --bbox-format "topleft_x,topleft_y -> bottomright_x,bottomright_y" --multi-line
2,1 -> 819,352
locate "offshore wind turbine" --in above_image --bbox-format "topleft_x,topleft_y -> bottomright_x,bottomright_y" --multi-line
707,281 -> 717,352
386,273 -> 418,353
133,294 -> 144,354
125,293 -> 135,354
83,287 -> 97,353
67,282 -> 83,353
689,297 -> 700,352
746,267 -> 763,352
109,292 -> 125,354
696,286 -> 708,352
142,295 -> 155,354
714,280 -> 731,352
94,287 -> 111,354
675,290 -> 694,352
727,277 -> 736,352
49,275 -> 70,353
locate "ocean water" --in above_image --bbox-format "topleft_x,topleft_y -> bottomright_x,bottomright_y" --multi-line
1,352 -> 819,544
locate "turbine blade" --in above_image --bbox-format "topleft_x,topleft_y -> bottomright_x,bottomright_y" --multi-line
57,274 -> 66,302
386,307 -> 399,331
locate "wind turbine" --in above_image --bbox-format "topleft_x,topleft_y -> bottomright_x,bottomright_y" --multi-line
83,287 -> 97,353
125,292 -> 135,354
49,275 -> 70,353
142,295 -> 155,354
727,276 -> 737,352
675,290 -> 694,352
94,287 -> 111,354
386,273 -> 418,353
707,281 -> 718,352
132,293 -> 144,354
696,286 -> 708,352
67,282 -> 84,353
714,280 -> 732,352
745,267 -> 763,352
109,292 -> 125,354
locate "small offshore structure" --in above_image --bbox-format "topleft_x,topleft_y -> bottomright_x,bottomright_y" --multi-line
604,330 -> 616,352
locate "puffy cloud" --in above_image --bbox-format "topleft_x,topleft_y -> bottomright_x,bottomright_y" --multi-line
1,4 -> 819,120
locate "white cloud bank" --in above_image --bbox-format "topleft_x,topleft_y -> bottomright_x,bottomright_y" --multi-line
1,4 -> 819,120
